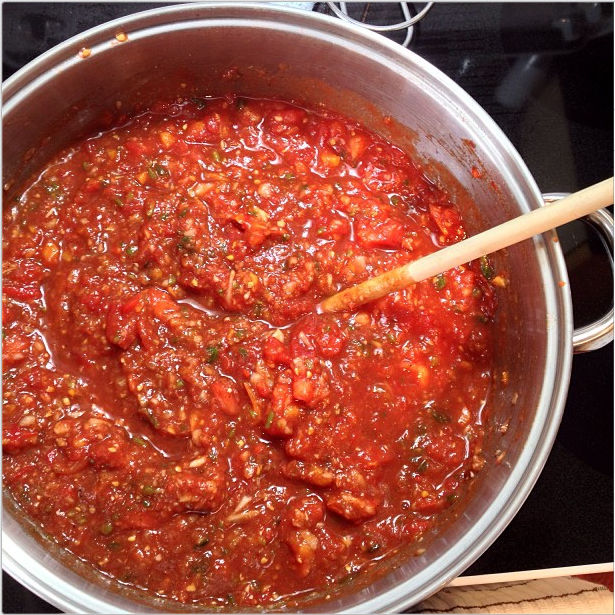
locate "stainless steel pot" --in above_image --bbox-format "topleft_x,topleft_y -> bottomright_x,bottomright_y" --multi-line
2,4 -> 612,613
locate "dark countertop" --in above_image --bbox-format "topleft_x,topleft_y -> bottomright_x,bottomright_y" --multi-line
3,3 -> 613,613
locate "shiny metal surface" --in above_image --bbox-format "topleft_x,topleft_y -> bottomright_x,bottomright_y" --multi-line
542,195 -> 614,353
2,3 -> 576,613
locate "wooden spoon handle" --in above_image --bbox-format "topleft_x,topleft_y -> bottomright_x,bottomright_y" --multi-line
318,177 -> 614,313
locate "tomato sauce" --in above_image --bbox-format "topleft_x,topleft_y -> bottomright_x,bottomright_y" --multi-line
2,95 -> 499,608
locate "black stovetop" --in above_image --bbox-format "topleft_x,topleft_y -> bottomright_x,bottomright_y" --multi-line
2,3 -> 613,613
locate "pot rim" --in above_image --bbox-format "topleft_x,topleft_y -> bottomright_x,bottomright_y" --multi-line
2,3 -> 573,613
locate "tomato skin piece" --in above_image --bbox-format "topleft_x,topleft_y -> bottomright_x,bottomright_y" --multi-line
262,336 -> 291,366
2,425 -> 39,454
211,379 -> 241,416
424,429 -> 466,467
46,447 -> 89,475
429,203 -> 466,243
124,138 -> 149,157
313,320 -> 345,358
355,216 -> 406,249
106,301 -> 138,349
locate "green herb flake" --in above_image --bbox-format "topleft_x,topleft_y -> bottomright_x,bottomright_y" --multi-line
100,521 -> 114,536
479,255 -> 495,280
114,197 -> 124,209
264,411 -> 275,429
144,408 -> 159,428
147,166 -> 157,180
132,436 -> 147,447
434,274 -> 446,290
175,378 -> 185,389
125,245 -> 138,256
238,347 -> 248,358
142,485 -> 157,496
207,346 -> 219,364
212,150 -> 223,163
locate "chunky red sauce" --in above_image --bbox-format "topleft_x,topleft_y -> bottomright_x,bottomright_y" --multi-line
2,95 -> 498,608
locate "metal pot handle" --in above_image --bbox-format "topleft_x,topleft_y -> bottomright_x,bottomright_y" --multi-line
543,193 -> 614,353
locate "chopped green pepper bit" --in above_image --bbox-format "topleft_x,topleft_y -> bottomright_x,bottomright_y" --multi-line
434,274 -> 446,290
207,346 -> 219,364
479,255 -> 495,280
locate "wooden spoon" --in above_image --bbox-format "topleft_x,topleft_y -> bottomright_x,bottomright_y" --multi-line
317,177 -> 614,313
